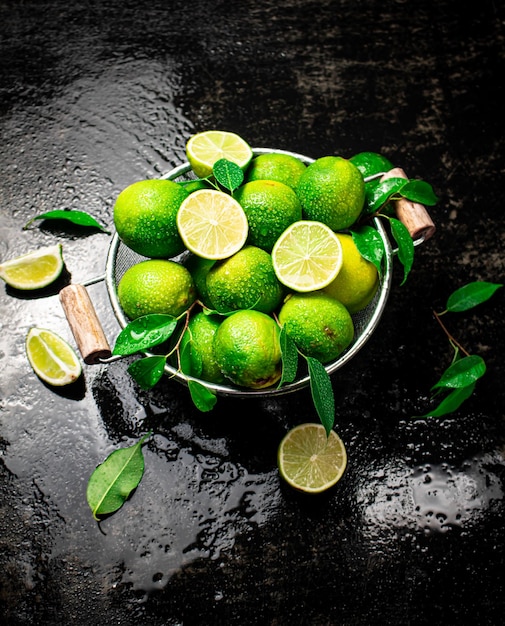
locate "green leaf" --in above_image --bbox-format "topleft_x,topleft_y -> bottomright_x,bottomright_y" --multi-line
23,209 -> 110,233
351,226 -> 385,273
367,177 -> 407,213
431,354 -> 486,390
187,380 -> 217,412
86,432 -> 151,520
278,327 -> 298,387
420,383 -> 476,418
128,355 -> 167,389
179,332 -> 203,377
446,281 -> 503,313
213,158 -> 244,192
400,180 -> 439,206
389,217 -> 414,284
306,356 -> 335,436
113,314 -> 177,356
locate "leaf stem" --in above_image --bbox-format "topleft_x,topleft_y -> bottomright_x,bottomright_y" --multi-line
433,309 -> 470,357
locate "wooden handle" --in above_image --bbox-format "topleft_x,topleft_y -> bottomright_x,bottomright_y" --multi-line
59,284 -> 112,365
380,167 -> 436,241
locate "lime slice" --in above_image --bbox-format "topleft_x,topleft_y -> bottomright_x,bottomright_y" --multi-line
0,244 -> 64,290
271,220 -> 343,292
278,423 -> 347,493
186,130 -> 253,178
26,327 -> 82,386
177,189 -> 249,260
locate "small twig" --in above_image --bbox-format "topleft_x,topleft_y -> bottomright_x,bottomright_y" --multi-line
433,310 -> 470,357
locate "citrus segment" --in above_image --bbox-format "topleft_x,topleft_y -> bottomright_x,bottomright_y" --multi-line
271,220 -> 343,292
278,423 -> 347,493
186,130 -> 253,179
26,327 -> 82,386
176,189 -> 249,260
0,244 -> 64,290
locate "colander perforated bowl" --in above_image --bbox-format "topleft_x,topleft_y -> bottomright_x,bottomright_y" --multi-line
104,148 -> 394,398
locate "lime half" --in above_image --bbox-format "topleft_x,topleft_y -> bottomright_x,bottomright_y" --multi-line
278,423 -> 347,493
186,130 -> 253,178
0,244 -> 64,290
272,220 -> 343,292
26,327 -> 82,386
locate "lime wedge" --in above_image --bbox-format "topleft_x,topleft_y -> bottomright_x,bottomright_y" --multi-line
0,244 -> 64,290
271,220 -> 343,292
177,189 -> 249,260
26,327 -> 82,386
278,423 -> 347,493
186,130 -> 253,178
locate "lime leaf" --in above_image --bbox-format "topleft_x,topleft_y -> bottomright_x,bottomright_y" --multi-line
446,281 -> 503,313
351,226 -> 385,273
400,180 -> 439,206
188,380 -> 217,412
279,326 -> 298,387
306,356 -> 335,436
420,383 -> 476,418
24,209 -> 110,233
431,355 -> 486,390
113,314 -> 177,356
128,355 -> 167,389
389,217 -> 414,284
180,332 -> 203,377
86,432 -> 151,520
366,177 -> 406,213
213,158 -> 244,192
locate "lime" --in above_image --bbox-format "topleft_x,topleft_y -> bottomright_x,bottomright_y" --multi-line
213,309 -> 282,389
176,189 -> 249,260
296,156 -> 365,230
113,179 -> 188,258
186,130 -> 253,179
349,151 -> 394,178
278,292 -> 354,363
179,312 -> 225,384
235,180 -> 302,252
245,152 -> 307,189
206,245 -> 284,314
179,179 -> 211,194
323,233 -> 379,313
0,244 -> 64,290
26,327 -> 82,386
271,220 -> 343,292
184,254 -> 215,308
117,259 -> 196,320
278,423 -> 347,493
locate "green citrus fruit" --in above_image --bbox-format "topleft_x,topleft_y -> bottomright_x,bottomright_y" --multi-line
213,309 -> 282,389
113,179 -> 189,258
26,327 -> 82,387
323,233 -> 379,313
184,254 -> 215,308
349,151 -> 394,178
0,244 -> 64,290
206,245 -> 284,314
296,156 -> 365,231
117,259 -> 196,320
278,292 -> 354,363
179,312 -> 225,384
186,130 -> 253,179
235,180 -> 302,251
245,152 -> 307,189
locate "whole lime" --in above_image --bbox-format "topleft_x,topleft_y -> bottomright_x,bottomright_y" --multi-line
235,180 -> 302,251
206,245 -> 284,314
323,233 -> 379,313
349,151 -> 394,179
213,309 -> 282,389
113,179 -> 189,258
245,152 -> 307,189
278,292 -> 354,363
117,259 -> 196,320
179,312 -> 225,384
296,156 -> 365,231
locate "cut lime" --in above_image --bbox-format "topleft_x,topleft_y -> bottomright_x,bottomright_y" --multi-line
278,423 -> 347,493
26,327 -> 82,386
177,189 -> 249,260
186,130 -> 253,179
271,220 -> 343,292
0,244 -> 64,290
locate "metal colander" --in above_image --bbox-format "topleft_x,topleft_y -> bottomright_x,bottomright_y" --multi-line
103,148 -> 395,398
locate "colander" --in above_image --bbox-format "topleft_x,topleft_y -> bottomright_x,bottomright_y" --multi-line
60,148 -> 435,398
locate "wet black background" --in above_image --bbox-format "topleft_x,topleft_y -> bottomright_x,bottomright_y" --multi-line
1,1 -> 504,624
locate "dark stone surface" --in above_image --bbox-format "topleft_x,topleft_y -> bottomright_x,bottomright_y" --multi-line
1,1 -> 504,624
